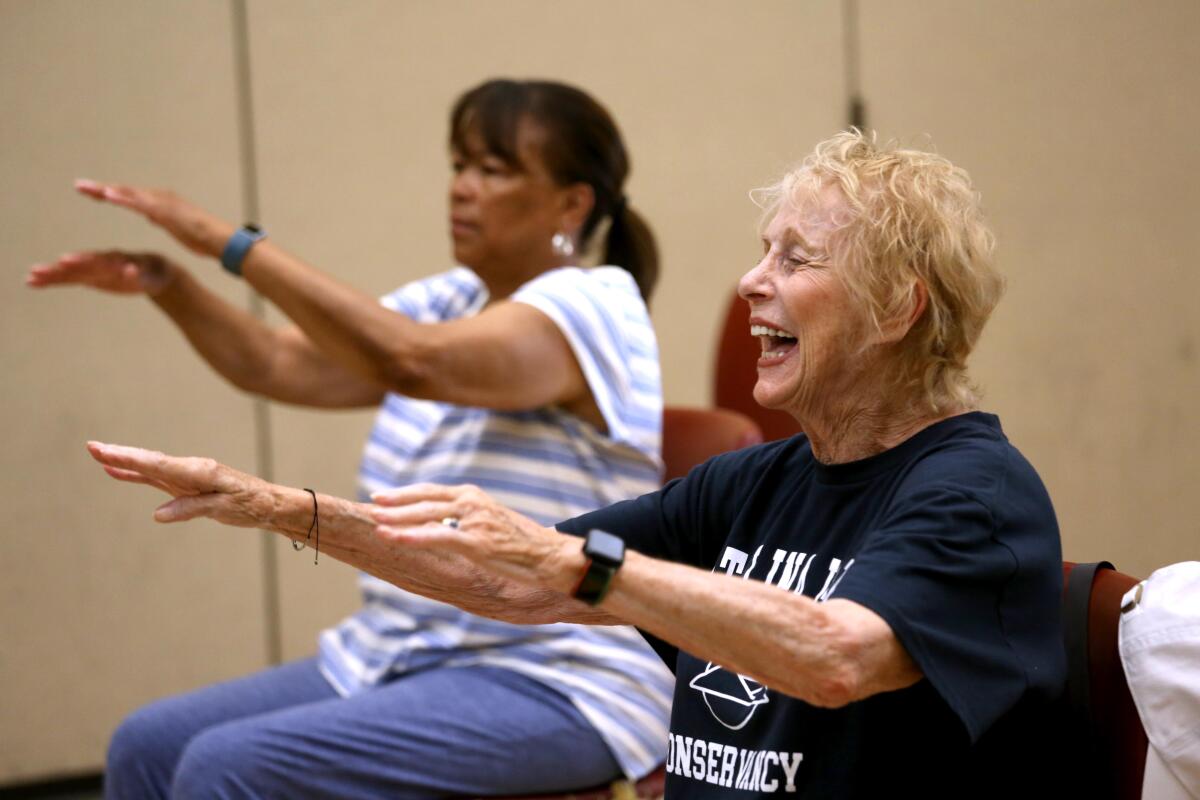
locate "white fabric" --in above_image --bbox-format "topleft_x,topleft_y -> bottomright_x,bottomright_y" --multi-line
1119,561 -> 1200,800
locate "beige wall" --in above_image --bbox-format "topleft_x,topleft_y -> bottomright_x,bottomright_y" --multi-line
858,0 -> 1200,578
0,0 -> 269,784
1,0 -> 1196,784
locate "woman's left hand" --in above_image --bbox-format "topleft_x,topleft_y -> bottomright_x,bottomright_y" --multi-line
75,179 -> 235,258
370,484 -> 570,590
86,442 -> 273,528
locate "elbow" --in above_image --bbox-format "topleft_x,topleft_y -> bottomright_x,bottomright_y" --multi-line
227,362 -> 271,397
377,343 -> 435,397
789,608 -> 874,709
803,661 -> 865,709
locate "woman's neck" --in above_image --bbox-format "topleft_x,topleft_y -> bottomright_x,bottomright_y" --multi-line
792,368 -> 967,464
801,404 -> 962,465
473,253 -> 574,303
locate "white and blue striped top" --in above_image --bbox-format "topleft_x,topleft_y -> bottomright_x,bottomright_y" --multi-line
318,265 -> 673,779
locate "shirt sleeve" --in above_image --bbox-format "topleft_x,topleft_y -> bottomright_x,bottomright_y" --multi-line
379,268 -> 484,322
556,441 -> 759,567
511,267 -> 662,460
830,455 -> 1064,743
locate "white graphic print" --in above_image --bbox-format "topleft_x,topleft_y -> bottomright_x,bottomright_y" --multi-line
688,662 -> 770,730
690,546 -> 855,730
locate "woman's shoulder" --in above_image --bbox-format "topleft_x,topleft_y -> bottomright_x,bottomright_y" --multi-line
384,267 -> 486,320
900,411 -> 1053,515
511,265 -> 652,335
516,264 -> 641,299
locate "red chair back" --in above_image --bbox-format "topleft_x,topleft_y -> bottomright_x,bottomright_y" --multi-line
1061,561 -> 1148,799
713,290 -> 802,442
662,405 -> 763,482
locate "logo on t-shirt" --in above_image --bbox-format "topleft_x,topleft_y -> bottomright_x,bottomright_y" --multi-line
688,546 -> 855,730
688,662 -> 770,730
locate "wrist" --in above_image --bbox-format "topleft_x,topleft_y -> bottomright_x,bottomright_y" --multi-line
545,534 -> 588,594
264,484 -> 308,537
206,220 -> 238,259
141,256 -> 180,297
571,529 -> 626,606
219,224 -> 267,275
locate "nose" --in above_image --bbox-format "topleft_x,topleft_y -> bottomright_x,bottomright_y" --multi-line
449,168 -> 476,203
738,254 -> 773,303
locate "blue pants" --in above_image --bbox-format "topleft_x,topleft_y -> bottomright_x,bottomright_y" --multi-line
105,659 -> 621,799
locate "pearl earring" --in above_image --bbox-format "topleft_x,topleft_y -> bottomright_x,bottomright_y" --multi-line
551,232 -> 575,258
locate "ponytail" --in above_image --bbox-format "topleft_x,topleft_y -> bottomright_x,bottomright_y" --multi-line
604,203 -> 659,303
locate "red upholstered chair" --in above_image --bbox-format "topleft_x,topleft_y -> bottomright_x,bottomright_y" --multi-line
474,407 -> 760,800
713,290 -> 802,442
661,405 -> 764,481
1061,561 -> 1149,800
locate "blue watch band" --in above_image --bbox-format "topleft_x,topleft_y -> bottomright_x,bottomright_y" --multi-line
220,224 -> 267,276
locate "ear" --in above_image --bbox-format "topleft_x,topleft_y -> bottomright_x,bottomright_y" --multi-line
557,182 -> 595,238
878,279 -> 928,344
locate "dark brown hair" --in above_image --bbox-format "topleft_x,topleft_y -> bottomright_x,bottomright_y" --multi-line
450,79 -> 659,301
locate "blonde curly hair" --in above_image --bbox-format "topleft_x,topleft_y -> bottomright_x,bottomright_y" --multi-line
755,130 -> 1004,413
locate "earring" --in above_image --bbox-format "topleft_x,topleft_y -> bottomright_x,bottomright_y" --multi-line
551,232 -> 575,259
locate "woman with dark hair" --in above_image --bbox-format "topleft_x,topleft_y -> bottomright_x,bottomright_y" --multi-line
29,79 -> 672,798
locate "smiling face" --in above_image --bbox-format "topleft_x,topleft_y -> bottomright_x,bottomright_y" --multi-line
448,119 -> 576,290
737,192 -> 871,418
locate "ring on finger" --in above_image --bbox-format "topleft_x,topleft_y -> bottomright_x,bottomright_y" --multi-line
441,517 -> 460,529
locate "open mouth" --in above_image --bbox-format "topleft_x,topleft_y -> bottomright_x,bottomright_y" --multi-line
750,324 -> 798,359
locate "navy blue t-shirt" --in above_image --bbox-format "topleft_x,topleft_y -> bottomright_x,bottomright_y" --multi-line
559,412 -> 1066,798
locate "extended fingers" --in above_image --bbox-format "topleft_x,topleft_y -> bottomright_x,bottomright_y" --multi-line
75,178 -> 150,212
25,260 -> 74,287
154,493 -> 220,523
371,483 -> 476,506
74,178 -> 107,200
374,519 -> 468,550
87,441 -> 182,483
368,499 -> 460,527
27,251 -> 102,284
102,465 -> 173,495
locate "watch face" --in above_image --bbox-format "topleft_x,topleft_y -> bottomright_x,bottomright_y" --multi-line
585,529 -> 625,567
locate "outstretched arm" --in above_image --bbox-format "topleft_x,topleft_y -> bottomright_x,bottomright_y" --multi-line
85,442 -> 591,623
27,249 -> 386,408
88,440 -> 922,708
371,483 -> 924,709
73,182 -> 600,424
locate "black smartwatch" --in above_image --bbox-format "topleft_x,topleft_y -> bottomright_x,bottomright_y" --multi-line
572,529 -> 625,606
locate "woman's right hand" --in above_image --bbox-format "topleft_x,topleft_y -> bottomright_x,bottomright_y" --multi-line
74,180 -> 234,258
87,441 -> 276,528
26,250 -> 179,296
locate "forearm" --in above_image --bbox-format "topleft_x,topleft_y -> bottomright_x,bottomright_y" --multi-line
543,543 -> 918,706
229,240 -> 593,414
151,267 -> 285,396
240,242 -> 426,389
266,485 -> 570,623
151,268 -> 382,407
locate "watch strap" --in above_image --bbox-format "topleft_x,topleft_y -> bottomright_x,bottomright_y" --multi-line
572,529 -> 625,606
220,224 -> 267,276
